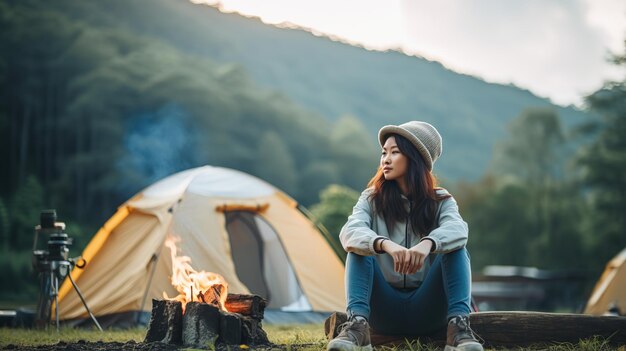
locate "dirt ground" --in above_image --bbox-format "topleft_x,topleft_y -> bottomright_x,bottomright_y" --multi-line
0,341 -> 321,351
1,341 -> 179,351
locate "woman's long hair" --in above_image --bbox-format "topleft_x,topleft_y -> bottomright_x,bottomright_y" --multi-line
367,134 -> 449,235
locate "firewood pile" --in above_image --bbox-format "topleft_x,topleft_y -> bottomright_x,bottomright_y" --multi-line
145,292 -> 269,348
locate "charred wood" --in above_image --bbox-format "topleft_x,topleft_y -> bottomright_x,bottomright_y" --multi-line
241,316 -> 270,345
182,302 -> 220,348
145,298 -> 270,347
219,311 -> 242,345
144,300 -> 182,344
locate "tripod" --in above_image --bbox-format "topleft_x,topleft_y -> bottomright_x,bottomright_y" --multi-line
35,258 -> 103,332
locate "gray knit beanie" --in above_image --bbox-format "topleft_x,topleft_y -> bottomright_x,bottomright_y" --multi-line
378,121 -> 442,171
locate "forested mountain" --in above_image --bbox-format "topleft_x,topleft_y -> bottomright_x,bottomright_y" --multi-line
0,0 -> 592,253
2,0 -> 624,305
1,0 -> 372,296
0,0 -> 376,231
47,0 -> 589,180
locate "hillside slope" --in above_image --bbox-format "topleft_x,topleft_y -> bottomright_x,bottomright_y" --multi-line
55,0 -> 589,180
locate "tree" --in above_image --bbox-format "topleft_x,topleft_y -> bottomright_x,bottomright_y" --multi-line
254,131 -> 298,196
329,115 -> 378,191
298,162 -> 341,206
310,184 -> 359,257
458,177 -> 534,270
0,197 -> 9,251
460,108 -> 587,271
577,44 -> 626,271
492,108 -> 579,259
10,175 -> 45,250
492,107 -> 565,185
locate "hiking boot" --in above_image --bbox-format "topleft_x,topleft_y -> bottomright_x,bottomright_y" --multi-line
327,317 -> 372,351
444,315 -> 483,351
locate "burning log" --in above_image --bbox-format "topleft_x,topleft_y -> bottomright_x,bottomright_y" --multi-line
182,302 -> 220,348
196,290 -> 266,320
145,300 -> 183,344
164,234 -> 230,312
224,293 -> 267,320
197,284 -> 227,309
219,311 -> 242,345
155,235 -> 271,347
146,295 -> 270,348
241,316 -> 270,345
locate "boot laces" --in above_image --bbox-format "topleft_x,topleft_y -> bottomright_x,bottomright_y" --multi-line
336,318 -> 367,340
453,316 -> 484,345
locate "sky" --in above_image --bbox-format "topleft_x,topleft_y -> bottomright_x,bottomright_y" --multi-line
192,0 -> 626,107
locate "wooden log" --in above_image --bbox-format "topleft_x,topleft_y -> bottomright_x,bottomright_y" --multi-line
325,311 -> 626,347
219,311 -> 242,345
324,311 -> 348,340
198,284 -> 227,307
182,302 -> 220,348
225,293 -> 267,320
144,299 -> 183,344
471,311 -> 626,347
241,315 -> 270,345
145,298 -> 270,347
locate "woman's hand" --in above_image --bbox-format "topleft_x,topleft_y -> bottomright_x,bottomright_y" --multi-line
381,239 -> 433,274
406,240 -> 433,274
380,240 -> 408,273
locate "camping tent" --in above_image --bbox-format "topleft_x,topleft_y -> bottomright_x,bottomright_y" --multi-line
57,166 -> 346,326
584,247 -> 626,315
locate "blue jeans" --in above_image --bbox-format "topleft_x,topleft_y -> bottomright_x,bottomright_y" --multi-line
345,248 -> 472,335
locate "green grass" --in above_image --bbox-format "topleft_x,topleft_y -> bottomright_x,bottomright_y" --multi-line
0,325 -> 623,350
264,324 -> 326,350
0,327 -> 145,346
264,324 -> 325,344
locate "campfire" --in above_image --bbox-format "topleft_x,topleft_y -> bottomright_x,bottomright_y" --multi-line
145,235 -> 269,348
163,235 -> 229,312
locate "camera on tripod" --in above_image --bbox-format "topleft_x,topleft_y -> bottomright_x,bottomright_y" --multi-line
31,209 -> 99,331
32,209 -> 77,277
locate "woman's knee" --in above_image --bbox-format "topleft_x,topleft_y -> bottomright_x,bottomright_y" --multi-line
346,252 -> 375,266
442,247 -> 470,264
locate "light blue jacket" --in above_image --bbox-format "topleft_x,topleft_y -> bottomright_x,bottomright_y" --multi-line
339,187 -> 469,289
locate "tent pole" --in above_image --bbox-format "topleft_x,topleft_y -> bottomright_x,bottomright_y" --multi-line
137,252 -> 160,324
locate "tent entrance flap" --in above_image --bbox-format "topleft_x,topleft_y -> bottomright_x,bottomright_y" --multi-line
225,211 -> 310,310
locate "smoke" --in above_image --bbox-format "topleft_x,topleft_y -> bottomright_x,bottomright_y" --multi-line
116,104 -> 202,196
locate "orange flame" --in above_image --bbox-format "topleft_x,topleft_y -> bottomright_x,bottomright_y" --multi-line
163,235 -> 228,312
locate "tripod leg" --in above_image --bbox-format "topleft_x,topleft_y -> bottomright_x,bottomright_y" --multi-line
67,273 -> 103,331
54,274 -> 59,332
35,270 -> 53,329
